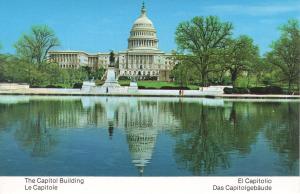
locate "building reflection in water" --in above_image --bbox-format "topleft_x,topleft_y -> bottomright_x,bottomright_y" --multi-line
126,127 -> 157,175
93,97 -> 181,175
0,96 -> 298,176
108,121 -> 114,140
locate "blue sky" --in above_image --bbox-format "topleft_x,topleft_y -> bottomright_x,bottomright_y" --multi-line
0,0 -> 299,55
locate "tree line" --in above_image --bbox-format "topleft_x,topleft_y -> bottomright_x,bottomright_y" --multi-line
172,16 -> 300,93
0,25 -> 103,88
0,16 -> 299,92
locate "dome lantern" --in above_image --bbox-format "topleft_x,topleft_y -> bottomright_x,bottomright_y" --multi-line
141,1 -> 146,16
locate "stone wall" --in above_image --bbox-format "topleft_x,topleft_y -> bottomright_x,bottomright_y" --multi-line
0,83 -> 30,90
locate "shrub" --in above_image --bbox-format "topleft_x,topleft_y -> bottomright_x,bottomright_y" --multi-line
160,86 -> 190,90
45,85 -> 63,88
250,86 -> 283,94
118,76 -> 131,81
224,87 -> 249,94
234,87 -> 249,94
224,87 -> 233,94
249,87 -> 265,94
225,86 -> 283,94
265,86 -> 283,94
144,87 -> 157,90
73,83 -> 83,89
143,76 -> 158,81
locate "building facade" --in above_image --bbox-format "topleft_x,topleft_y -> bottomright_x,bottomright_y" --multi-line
48,3 -> 176,81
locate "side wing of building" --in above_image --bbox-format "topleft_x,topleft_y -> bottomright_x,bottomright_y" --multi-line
48,3 -> 178,81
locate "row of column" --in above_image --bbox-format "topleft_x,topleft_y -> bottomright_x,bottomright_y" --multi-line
123,70 -> 159,76
127,64 -> 156,69
131,31 -> 154,36
51,54 -> 78,63
128,55 -> 154,65
129,40 -> 157,48
88,57 -> 98,65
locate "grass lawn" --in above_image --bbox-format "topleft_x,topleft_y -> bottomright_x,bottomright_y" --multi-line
118,80 -> 199,90
138,81 -> 178,88
118,80 -> 130,86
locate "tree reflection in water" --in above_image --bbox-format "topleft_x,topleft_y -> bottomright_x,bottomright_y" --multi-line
167,100 -> 299,175
168,102 -> 233,175
14,111 -> 56,157
263,103 -> 299,175
13,100 -> 80,157
0,96 -> 298,175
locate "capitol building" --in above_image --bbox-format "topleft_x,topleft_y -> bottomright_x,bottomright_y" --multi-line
48,3 -> 176,81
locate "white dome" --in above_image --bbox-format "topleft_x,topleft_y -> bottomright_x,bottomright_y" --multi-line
128,3 -> 159,50
131,3 -> 156,32
133,14 -> 153,26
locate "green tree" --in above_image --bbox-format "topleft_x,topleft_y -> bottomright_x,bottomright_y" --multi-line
67,68 -> 88,84
14,25 -> 60,66
83,66 -> 93,80
223,35 -> 260,87
171,53 -> 198,87
92,66 -> 105,80
256,58 -> 278,86
0,55 -> 6,81
0,44 -> 5,81
266,19 -> 300,93
171,63 -> 189,87
175,16 -> 233,86
1,55 -> 31,83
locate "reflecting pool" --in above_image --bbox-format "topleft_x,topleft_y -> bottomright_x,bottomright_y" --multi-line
0,96 -> 299,176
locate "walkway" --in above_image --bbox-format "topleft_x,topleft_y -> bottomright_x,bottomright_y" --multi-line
0,88 -> 299,99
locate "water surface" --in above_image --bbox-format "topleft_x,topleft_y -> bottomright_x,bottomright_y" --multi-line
0,96 -> 299,176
